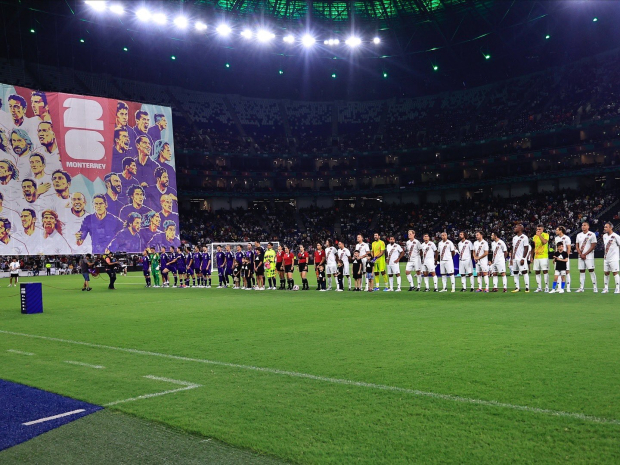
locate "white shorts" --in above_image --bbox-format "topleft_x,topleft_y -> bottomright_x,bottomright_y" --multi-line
578,257 -> 595,270
511,260 -> 528,274
459,260 -> 473,275
533,258 -> 549,272
342,265 -> 350,276
405,258 -> 421,272
440,261 -> 454,275
490,261 -> 506,274
422,260 -> 436,273
604,259 -> 619,273
554,270 -> 567,276
387,264 -> 400,275
475,261 -> 489,274
325,265 -> 338,275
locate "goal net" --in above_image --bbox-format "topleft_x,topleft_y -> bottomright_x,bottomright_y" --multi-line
207,242 -> 280,273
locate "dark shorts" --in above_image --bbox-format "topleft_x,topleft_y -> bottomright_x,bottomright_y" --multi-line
255,265 -> 264,276
82,272 -> 90,281
193,267 -> 202,274
186,268 -> 195,275
284,264 -> 293,274
201,268 -> 210,276
166,266 -> 176,274
142,270 -> 150,277
225,267 -> 234,276
177,267 -> 186,274
298,263 -> 308,273
276,262 -> 283,272
217,266 -> 225,275
353,272 -> 362,280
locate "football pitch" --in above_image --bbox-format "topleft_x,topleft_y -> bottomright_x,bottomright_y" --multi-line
1,260 -> 619,464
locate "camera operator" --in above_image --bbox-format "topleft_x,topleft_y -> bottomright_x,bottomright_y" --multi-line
80,254 -> 95,292
103,252 -> 119,290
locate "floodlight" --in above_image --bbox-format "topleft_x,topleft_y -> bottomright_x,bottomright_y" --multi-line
109,3 -> 124,15
283,34 -> 295,43
174,16 -> 188,29
85,1 -> 106,12
241,28 -> 253,39
153,13 -> 167,25
195,21 -> 207,31
217,24 -> 232,36
136,8 -> 151,22
301,34 -> 315,47
373,37 -> 381,44
345,36 -> 362,47
257,29 -> 275,42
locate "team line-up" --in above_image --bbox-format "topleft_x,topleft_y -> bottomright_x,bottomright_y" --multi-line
137,221 -> 620,294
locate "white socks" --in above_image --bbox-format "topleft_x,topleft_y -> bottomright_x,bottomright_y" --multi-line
397,276 -> 401,289
461,275 -> 467,289
523,273 -> 530,289
536,274 -> 541,289
590,271 -> 597,289
543,273 -> 549,289
580,273 -> 586,289
407,274 -> 414,286
389,275 -> 394,290
450,275 -> 455,290
502,276 -> 508,289
442,276 -> 447,290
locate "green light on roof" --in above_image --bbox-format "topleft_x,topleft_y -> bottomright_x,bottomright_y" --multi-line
485,54 -> 491,60
80,39 -> 85,43
382,72 -> 388,78
278,70 -> 284,75
593,17 -> 598,22
123,47 -> 128,51
171,55 -> 176,60
30,29 -> 35,33
225,63 -> 230,68
433,65 -> 438,71
331,73 -> 337,78
545,34 -> 550,39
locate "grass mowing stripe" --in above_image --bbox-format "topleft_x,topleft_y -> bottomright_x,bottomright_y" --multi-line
2,328 -> 619,426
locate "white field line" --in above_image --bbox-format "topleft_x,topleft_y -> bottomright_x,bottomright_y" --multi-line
23,409 -> 85,426
1,329 -> 619,426
104,375 -> 201,406
64,360 -> 105,369
7,349 -> 35,355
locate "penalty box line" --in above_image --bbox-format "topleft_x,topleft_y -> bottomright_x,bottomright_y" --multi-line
1,329 -> 619,426
104,375 -> 202,406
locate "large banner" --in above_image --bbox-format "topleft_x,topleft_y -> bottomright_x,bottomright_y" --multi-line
0,84 -> 179,255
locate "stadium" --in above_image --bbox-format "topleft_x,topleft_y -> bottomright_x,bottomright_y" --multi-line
1,0 -> 620,462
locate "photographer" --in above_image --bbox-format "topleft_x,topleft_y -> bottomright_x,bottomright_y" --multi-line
80,254 -> 95,292
104,252 -> 119,290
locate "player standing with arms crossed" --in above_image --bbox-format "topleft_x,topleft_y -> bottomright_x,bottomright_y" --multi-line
355,234 -> 371,291
385,236 -> 404,292
601,222 -> 620,294
532,225 -> 550,293
490,232 -> 508,292
437,232 -> 456,292
473,231 -> 490,292
457,231 -> 475,292
371,233 -> 386,291
575,222 -> 598,293
554,226 -> 572,292
421,234 -> 438,292
510,224 -> 530,293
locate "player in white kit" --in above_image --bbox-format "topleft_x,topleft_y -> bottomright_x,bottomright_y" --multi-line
437,232 -> 456,292
510,224 -> 530,292
601,222 -> 620,294
575,222 -> 598,293
554,226 -> 572,292
405,230 -> 422,291
385,236 -> 404,291
457,231 -> 475,292
324,239 -> 338,291
490,232 -> 508,292
355,234 -> 370,291
421,234 -> 438,292
473,231 -> 490,292
337,241 -> 352,290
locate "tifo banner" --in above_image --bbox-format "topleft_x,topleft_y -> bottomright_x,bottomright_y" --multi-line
0,84 -> 180,255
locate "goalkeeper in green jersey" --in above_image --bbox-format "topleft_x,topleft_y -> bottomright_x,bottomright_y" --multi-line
264,242 -> 277,290
149,247 -> 161,288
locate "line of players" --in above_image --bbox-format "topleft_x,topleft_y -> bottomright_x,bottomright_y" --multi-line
137,221 -> 620,294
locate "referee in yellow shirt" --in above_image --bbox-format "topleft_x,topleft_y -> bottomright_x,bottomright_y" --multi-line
532,224 -> 550,292
372,233 -> 386,291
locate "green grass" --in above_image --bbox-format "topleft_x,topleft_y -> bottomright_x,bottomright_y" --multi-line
1,260 -> 619,463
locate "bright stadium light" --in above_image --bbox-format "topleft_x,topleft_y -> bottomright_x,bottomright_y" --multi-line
241,28 -> 253,39
301,34 -> 316,47
85,1 -> 107,12
174,16 -> 188,29
136,8 -> 151,22
152,13 -> 167,25
324,39 -> 339,46
373,37 -> 381,44
345,36 -> 362,47
257,29 -> 275,42
217,24 -> 232,36
195,21 -> 207,31
283,34 -> 295,44
109,3 -> 124,15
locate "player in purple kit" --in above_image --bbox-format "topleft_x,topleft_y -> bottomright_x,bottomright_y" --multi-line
200,246 -> 211,288
215,245 -> 226,288
184,247 -> 194,287
142,249 -> 151,287
158,246 -> 170,287
225,245 -> 235,287
163,245 -> 178,287
235,245 -> 244,265
245,243 -> 255,288
175,246 -> 187,288
191,246 -> 202,287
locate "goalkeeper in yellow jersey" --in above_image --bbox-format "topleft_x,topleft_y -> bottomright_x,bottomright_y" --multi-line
371,232 -> 387,291
264,242 -> 277,290
531,224 -> 550,293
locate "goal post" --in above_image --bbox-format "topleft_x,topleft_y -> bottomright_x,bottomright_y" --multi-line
207,242 -> 280,273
